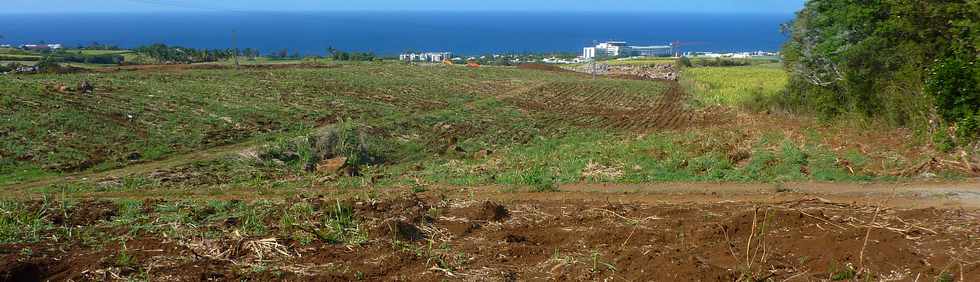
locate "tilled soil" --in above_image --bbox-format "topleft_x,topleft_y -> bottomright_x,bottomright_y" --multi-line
504,80 -> 731,132
2,191 -> 977,281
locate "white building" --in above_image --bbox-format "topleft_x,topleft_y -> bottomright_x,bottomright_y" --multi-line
583,41 -> 672,59
400,52 -> 452,62
21,44 -> 63,50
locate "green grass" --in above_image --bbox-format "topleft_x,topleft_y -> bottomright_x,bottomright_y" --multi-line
681,63 -> 788,106
604,57 -> 677,66
0,61 -> 929,193
0,60 -> 38,66
69,49 -> 134,55
0,63 -> 596,182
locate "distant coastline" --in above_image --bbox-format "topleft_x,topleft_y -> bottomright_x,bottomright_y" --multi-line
0,11 -> 791,56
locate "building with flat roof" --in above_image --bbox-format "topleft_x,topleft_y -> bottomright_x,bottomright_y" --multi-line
583,41 -> 672,59
400,52 -> 452,62
21,44 -> 63,51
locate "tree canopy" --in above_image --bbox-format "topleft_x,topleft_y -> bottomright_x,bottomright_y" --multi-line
782,0 -> 979,142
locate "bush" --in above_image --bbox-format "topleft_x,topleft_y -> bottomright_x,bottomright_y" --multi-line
926,56 -> 980,143
256,120 -> 385,175
677,57 -> 693,68
304,119 -> 383,173
519,167 -> 559,192
0,62 -> 22,73
927,57 -> 979,123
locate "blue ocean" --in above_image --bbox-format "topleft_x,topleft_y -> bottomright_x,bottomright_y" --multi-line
0,12 -> 792,56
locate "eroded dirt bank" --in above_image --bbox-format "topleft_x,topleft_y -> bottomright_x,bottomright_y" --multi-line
1,184 -> 977,281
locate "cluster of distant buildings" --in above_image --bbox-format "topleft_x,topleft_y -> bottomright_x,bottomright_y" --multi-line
394,40 -> 780,65
685,51 -> 779,59
0,43 -> 64,51
579,41 -> 779,61
582,41 -> 673,60
399,52 -> 453,62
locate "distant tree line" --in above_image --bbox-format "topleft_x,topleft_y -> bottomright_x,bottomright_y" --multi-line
49,52 -> 125,64
268,49 -> 303,59
76,42 -> 121,50
327,47 -> 376,61
134,44 -> 241,64
781,0 -> 979,147
0,53 -> 124,65
678,57 -> 754,68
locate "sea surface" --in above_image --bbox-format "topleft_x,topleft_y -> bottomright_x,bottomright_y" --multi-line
0,12 -> 792,56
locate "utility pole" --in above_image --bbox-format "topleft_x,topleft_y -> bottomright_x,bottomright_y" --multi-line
232,30 -> 240,69
591,40 -> 598,80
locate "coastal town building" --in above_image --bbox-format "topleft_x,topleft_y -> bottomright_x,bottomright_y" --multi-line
21,44 -> 63,51
684,51 -> 779,59
399,52 -> 452,62
582,41 -> 672,59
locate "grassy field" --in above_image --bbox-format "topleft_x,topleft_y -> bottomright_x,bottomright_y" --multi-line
680,63 -> 788,106
1,60 -> 974,281
2,61 -> 934,196
605,57 -> 677,66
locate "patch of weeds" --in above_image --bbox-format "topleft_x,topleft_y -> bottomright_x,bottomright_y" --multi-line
937,272 -> 955,282
295,200 -> 367,245
0,199 -> 54,243
156,202 -> 195,238
115,243 -> 136,268
410,181 -> 428,193
829,262 -> 857,281
426,207 -> 443,219
590,249 -> 616,273
237,201 -> 272,236
141,144 -> 172,161
773,140 -> 808,180
279,202 -> 316,245
518,167 -> 559,192
321,200 -> 367,244
113,199 -> 152,236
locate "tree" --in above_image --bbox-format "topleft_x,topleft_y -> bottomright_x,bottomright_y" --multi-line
782,0 -> 979,129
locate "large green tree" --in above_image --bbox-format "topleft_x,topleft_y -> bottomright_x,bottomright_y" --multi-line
783,0 -> 979,135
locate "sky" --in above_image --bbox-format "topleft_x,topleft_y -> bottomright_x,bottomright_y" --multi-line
4,0 -> 805,14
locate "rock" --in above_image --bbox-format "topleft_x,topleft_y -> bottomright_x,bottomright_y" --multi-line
77,81 -> 94,94
376,220 -> 426,241
480,201 -> 510,221
316,157 -> 348,174
126,152 -> 142,162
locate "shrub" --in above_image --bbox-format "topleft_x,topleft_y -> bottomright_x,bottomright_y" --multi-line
256,119 -> 385,174
519,167 -> 559,192
927,56 -> 980,141
677,57 -> 693,68
304,119 -> 383,172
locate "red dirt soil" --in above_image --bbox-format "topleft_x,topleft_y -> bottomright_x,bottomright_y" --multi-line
503,80 -> 731,132
2,191 -> 977,281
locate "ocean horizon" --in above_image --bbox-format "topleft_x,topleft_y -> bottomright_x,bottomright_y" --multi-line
0,11 -> 792,56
